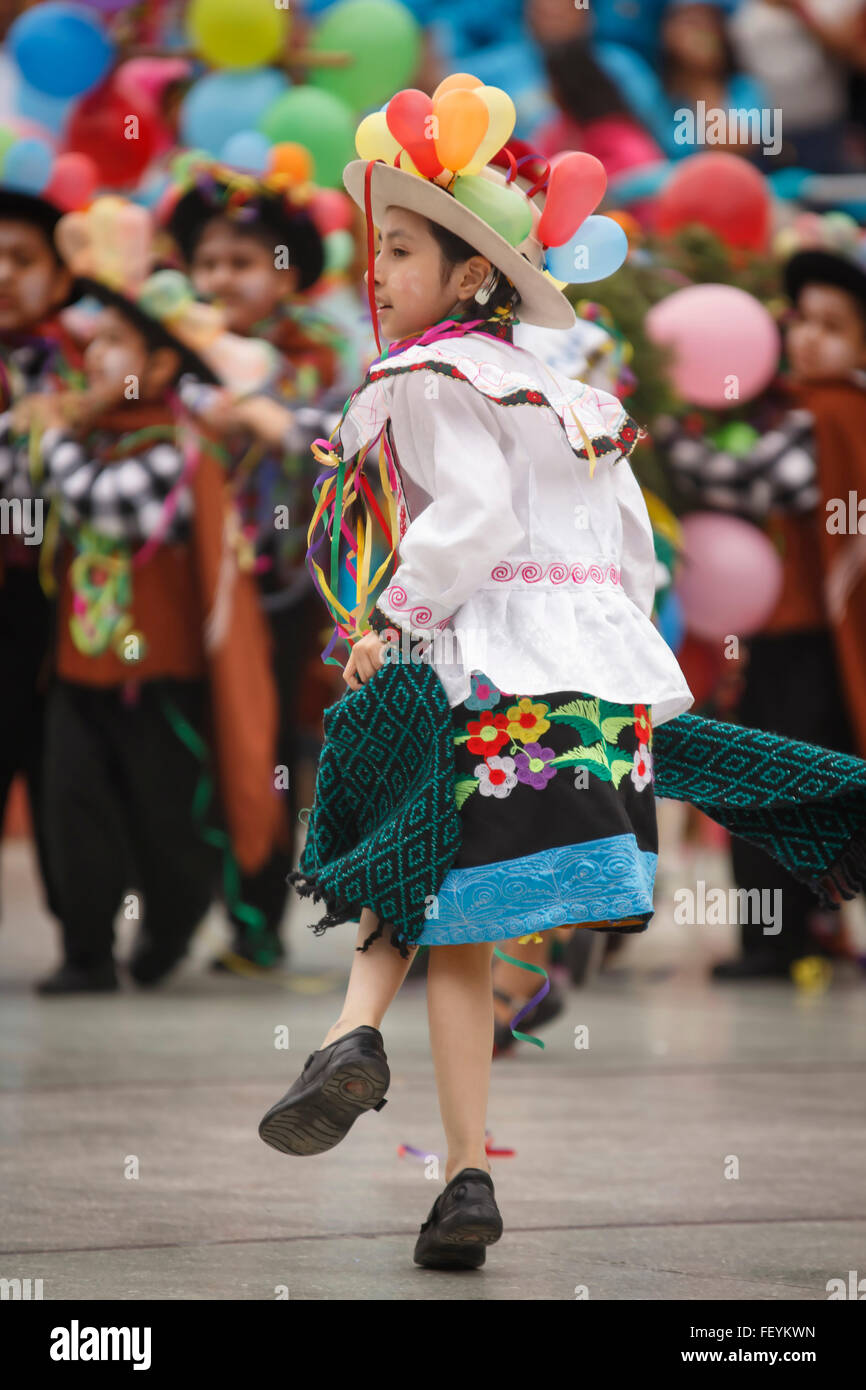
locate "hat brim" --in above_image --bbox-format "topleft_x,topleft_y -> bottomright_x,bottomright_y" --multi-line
76,278 -> 220,386
784,249 -> 866,310
166,185 -> 325,291
342,159 -> 575,330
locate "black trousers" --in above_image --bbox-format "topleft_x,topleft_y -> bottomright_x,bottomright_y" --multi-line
43,678 -> 221,968
729,629 -> 859,961
228,591 -> 319,942
0,566 -> 60,920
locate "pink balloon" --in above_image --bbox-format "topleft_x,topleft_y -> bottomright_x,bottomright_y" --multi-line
675,513 -> 783,640
309,187 -> 353,236
646,283 -> 781,409
43,151 -> 99,211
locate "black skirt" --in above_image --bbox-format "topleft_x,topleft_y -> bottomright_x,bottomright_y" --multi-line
416,670 -> 658,945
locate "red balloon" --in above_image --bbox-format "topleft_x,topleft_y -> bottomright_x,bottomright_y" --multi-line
675,633 -> 725,708
537,151 -> 607,248
43,152 -> 99,212
654,152 -> 770,252
64,76 -> 159,190
309,188 -> 354,236
385,89 -> 443,179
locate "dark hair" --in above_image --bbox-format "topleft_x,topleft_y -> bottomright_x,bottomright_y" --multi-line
543,38 -> 636,123
426,217 -> 520,319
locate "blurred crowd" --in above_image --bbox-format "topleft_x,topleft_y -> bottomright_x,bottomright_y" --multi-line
1,0 -> 865,1028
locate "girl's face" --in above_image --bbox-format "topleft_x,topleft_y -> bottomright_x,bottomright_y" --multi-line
365,205 -> 490,343
190,218 -> 298,334
786,285 -> 866,382
663,6 -> 727,77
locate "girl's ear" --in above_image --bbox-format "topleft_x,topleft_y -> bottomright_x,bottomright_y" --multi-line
457,255 -> 493,302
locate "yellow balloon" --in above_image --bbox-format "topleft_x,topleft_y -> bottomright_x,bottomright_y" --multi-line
355,111 -> 402,163
396,150 -> 423,178
544,268 -> 568,290
462,86 -> 516,175
432,72 -> 483,102
433,88 -> 489,176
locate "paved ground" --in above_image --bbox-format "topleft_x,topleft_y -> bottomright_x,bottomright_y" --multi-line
1,802 -> 865,1301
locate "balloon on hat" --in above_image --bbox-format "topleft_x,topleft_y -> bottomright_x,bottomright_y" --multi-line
355,110 -> 402,164
187,0 -> 287,68
537,152 -> 607,248
452,174 -> 533,247
307,0 -> 422,111
546,215 -> 629,283
180,68 -> 288,158
386,89 -> 443,178
674,512 -> 783,641
9,4 -> 114,100
259,87 -> 355,188
646,283 -> 780,409
434,88 -> 489,174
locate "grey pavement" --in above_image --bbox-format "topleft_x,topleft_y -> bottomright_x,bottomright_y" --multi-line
1,800 -> 865,1301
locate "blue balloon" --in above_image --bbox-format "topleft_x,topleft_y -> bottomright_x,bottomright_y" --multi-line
606,161 -> 672,206
2,138 -> 54,195
546,216 -> 629,285
16,78 -> 74,137
9,4 -> 114,100
181,69 -> 288,158
131,170 -> 171,210
657,590 -> 685,654
220,131 -> 272,173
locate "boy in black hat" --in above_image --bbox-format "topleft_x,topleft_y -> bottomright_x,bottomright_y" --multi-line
655,235 -> 866,978
0,185 -> 78,933
164,159 -> 347,973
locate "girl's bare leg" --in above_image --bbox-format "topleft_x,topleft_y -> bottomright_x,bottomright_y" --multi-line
319,906 -> 417,1049
427,940 -> 495,1184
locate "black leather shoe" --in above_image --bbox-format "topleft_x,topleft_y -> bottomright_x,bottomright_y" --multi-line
413,1168 -> 503,1269
493,982 -> 564,1053
258,1025 -> 390,1156
36,961 -> 118,995
711,952 -> 794,982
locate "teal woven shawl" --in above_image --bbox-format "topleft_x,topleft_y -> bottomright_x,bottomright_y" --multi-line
288,658 -> 866,956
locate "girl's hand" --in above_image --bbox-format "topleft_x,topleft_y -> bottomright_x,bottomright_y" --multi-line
343,630 -> 388,690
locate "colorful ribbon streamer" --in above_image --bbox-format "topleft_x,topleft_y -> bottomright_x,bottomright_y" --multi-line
493,946 -> 551,1048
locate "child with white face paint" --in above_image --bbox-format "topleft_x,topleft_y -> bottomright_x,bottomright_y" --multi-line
0,184 -> 78,941
2,197 -> 283,997
164,157 -> 352,973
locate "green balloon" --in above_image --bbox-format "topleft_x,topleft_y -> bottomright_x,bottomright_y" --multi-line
308,0 -> 421,112
258,87 -> 356,189
452,174 -> 533,249
0,127 -> 18,177
710,422 -> 759,456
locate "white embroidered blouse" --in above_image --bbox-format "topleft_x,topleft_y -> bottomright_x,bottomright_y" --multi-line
337,331 -> 694,727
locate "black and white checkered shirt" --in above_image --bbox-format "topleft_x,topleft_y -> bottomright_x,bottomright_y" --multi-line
654,409 -> 820,518
0,417 -> 192,544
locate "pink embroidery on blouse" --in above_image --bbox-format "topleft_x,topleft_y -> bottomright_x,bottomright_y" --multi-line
487,560 -> 621,585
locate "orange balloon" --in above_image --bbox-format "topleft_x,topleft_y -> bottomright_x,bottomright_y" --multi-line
269,142 -> 313,182
607,209 -> 642,245
434,88 -> 489,174
432,72 -> 483,102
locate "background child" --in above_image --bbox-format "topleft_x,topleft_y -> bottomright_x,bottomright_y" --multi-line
0,180 -> 77,934
9,198 -> 283,994
655,235 -> 866,976
163,158 -> 350,972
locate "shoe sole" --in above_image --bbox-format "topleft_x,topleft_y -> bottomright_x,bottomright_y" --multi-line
258,1053 -> 390,1156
